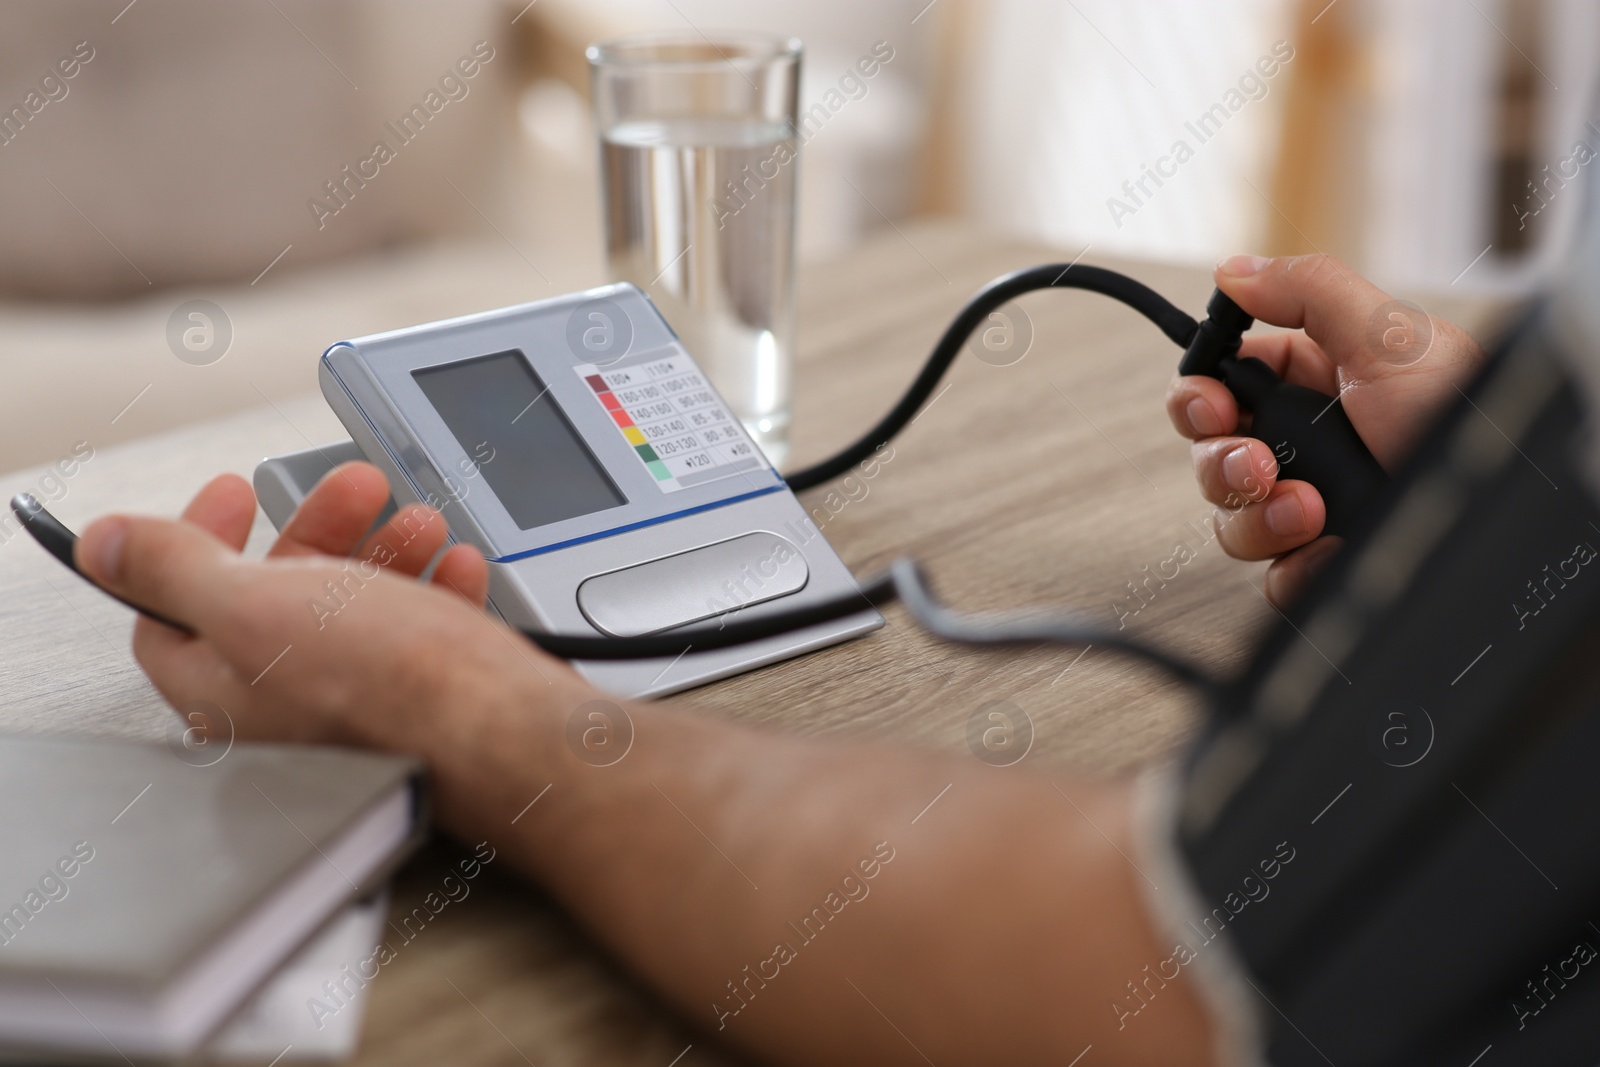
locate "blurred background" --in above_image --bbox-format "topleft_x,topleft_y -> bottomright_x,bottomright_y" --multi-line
0,0 -> 1596,469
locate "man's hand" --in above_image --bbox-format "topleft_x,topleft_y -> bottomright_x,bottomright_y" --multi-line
67,461 -> 1222,1067
73,462 -> 581,747
1166,253 -> 1485,605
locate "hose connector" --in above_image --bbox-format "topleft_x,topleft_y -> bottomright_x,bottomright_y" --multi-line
1178,289 -> 1253,379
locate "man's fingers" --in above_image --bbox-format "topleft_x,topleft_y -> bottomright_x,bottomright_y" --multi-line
77,514 -> 236,631
1234,331 -> 1340,395
431,544 -> 489,606
132,620 -> 296,743
1262,537 -> 1344,608
270,462 -> 392,559
356,504 -> 450,577
133,617 -> 246,708
1214,480 -> 1325,561
1191,437 -> 1278,507
1170,333 -> 1337,445
1215,253 -> 1396,375
1167,376 -> 1240,440
180,474 -> 257,553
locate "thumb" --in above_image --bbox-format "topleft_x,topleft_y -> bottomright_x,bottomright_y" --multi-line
77,514 -> 238,632
1215,253 -> 1411,374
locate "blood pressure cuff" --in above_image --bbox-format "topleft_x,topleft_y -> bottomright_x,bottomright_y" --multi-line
1147,307 -> 1600,1066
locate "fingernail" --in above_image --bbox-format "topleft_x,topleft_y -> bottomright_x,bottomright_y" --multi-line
1218,254 -> 1272,277
1222,444 -> 1255,491
1264,494 -> 1307,537
81,516 -> 129,582
1185,397 -> 1222,437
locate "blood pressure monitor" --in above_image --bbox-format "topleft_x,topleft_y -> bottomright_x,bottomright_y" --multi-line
255,284 -> 881,697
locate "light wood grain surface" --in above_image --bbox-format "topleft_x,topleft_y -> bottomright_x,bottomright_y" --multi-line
0,224 -> 1501,1066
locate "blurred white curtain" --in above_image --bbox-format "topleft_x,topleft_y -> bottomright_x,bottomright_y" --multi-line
963,0 -> 1293,264
963,0 -> 1600,291
1363,0 -> 1600,293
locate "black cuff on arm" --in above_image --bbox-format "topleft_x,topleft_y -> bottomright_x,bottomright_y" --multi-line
1172,314 -> 1600,1067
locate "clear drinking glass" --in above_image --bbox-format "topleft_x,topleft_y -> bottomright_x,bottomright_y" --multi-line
588,33 -> 802,468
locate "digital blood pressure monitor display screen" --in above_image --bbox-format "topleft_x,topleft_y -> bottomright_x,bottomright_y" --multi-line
413,350 -> 626,530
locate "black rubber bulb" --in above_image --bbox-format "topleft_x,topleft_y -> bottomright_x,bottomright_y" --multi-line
1180,289 -> 1387,537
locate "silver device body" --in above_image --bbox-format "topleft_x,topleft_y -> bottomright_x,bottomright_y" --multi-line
255,284 -> 880,698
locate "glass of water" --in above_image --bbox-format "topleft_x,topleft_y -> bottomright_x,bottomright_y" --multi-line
588,33 -> 802,468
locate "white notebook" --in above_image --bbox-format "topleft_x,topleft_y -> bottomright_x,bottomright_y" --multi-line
0,735 -> 424,1063
205,891 -> 391,1062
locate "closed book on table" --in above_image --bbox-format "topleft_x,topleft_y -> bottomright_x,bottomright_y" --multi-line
0,735 -> 426,1063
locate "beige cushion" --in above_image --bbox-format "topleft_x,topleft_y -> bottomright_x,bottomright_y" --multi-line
0,0 -> 512,298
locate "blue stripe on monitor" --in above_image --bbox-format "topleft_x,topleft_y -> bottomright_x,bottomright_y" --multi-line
488,484 -> 787,562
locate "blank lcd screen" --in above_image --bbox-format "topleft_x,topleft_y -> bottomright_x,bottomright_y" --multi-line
413,350 -> 625,530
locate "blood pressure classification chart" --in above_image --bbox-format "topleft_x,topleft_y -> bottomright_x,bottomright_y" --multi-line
575,355 -> 766,492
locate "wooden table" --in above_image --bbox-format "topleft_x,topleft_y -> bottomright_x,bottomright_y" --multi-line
0,225 -> 1497,1066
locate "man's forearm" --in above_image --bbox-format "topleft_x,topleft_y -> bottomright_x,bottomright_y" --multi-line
378,655 -> 1217,1066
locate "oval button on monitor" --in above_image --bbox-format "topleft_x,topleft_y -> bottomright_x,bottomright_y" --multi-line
576,532 -> 810,637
